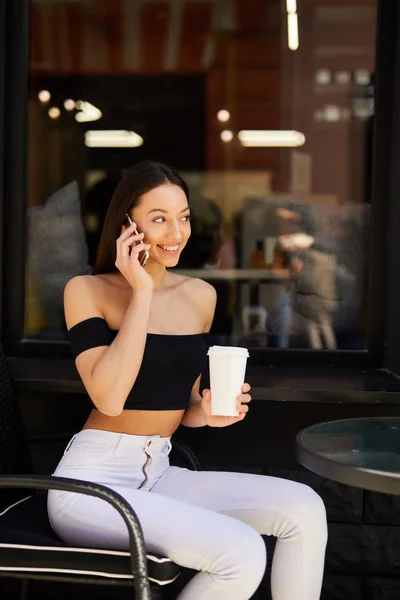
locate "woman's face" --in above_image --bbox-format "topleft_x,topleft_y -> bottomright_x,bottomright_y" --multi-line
130,183 -> 191,267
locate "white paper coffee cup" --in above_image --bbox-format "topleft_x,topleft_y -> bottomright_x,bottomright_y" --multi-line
207,346 -> 250,416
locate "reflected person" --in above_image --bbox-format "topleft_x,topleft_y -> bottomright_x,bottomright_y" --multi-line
277,207 -> 338,349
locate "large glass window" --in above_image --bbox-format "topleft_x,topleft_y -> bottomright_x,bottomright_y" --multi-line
25,0 -> 377,351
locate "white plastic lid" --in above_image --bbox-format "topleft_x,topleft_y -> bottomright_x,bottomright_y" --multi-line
207,345 -> 250,357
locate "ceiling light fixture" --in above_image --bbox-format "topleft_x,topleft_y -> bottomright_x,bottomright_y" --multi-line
64,99 -> 75,111
84,130 -> 144,148
287,13 -> 299,50
75,101 -> 102,123
220,130 -> 233,142
286,0 -> 297,13
354,69 -> 370,85
286,0 -> 299,51
48,107 -> 61,119
38,90 -> 51,103
324,105 -> 341,122
238,130 -> 305,147
217,110 -> 230,123
315,69 -> 331,85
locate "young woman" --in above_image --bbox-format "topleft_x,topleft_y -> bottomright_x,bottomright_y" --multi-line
48,161 -> 327,600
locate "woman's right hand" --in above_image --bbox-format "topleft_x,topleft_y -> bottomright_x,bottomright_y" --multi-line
115,221 -> 153,291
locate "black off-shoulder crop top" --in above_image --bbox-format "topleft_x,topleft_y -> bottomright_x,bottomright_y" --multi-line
68,317 -> 207,411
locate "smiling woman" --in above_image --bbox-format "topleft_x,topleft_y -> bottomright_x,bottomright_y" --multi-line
129,185 -> 191,264
93,161 -> 191,276
46,159 -> 328,600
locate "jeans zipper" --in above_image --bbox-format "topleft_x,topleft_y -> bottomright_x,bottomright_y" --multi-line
138,448 -> 151,489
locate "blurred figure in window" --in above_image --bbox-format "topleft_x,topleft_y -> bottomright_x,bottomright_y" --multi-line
276,206 -> 338,350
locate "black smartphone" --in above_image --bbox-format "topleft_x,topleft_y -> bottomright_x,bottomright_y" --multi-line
125,213 -> 149,267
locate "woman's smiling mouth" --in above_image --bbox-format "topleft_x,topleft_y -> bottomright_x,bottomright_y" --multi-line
157,244 -> 181,255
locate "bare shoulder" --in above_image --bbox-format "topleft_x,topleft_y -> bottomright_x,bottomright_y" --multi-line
185,277 -> 217,304
182,276 -> 217,331
167,272 -> 216,301
64,273 -> 106,301
63,274 -> 106,329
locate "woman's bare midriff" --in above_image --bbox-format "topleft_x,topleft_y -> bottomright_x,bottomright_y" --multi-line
82,408 -> 186,437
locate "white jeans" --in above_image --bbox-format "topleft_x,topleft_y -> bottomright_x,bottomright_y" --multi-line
48,429 -> 327,600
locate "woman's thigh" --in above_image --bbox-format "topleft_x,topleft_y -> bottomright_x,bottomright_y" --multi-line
152,467 -> 327,537
48,481 -> 265,575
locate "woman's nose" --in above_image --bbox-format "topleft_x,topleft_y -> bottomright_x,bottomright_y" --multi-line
167,220 -> 183,240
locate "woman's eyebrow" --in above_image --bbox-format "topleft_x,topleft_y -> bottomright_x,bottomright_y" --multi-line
147,207 -> 190,214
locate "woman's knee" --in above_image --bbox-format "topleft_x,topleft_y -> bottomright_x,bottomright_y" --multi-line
178,528 -> 266,600
218,526 -> 267,593
289,483 -> 328,542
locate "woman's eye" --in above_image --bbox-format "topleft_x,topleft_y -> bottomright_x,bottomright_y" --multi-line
153,215 -> 191,223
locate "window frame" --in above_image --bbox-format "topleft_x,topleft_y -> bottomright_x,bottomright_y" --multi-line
0,0 -> 5,334
0,0 -> 396,369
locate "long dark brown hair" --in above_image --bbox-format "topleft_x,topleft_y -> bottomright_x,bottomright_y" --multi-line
92,160 -> 189,275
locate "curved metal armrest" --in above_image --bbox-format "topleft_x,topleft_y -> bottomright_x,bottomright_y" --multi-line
0,474 -> 151,600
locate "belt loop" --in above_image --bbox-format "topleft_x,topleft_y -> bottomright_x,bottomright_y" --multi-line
163,439 -> 172,454
113,434 -> 123,456
63,433 -> 78,455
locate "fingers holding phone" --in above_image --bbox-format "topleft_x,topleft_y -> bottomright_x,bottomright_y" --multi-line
118,228 -> 144,256
131,240 -> 149,265
115,215 -> 153,291
124,214 -> 150,267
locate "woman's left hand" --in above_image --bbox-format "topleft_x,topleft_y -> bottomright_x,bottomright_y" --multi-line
200,383 -> 251,427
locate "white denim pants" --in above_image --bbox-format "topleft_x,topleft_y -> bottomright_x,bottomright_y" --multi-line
47,429 -> 327,600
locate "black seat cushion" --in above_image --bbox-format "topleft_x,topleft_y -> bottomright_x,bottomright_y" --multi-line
0,492 -> 181,585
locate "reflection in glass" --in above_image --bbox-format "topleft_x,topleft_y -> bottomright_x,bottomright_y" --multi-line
26,0 -> 377,350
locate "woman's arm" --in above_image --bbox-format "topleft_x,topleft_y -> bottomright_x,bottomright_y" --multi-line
181,278 -> 251,428
181,279 -> 216,427
65,275 -> 152,416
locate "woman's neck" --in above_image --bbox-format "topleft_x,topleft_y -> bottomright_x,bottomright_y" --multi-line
144,260 -> 168,290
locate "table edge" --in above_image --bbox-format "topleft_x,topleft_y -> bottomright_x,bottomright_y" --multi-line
295,422 -> 400,495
